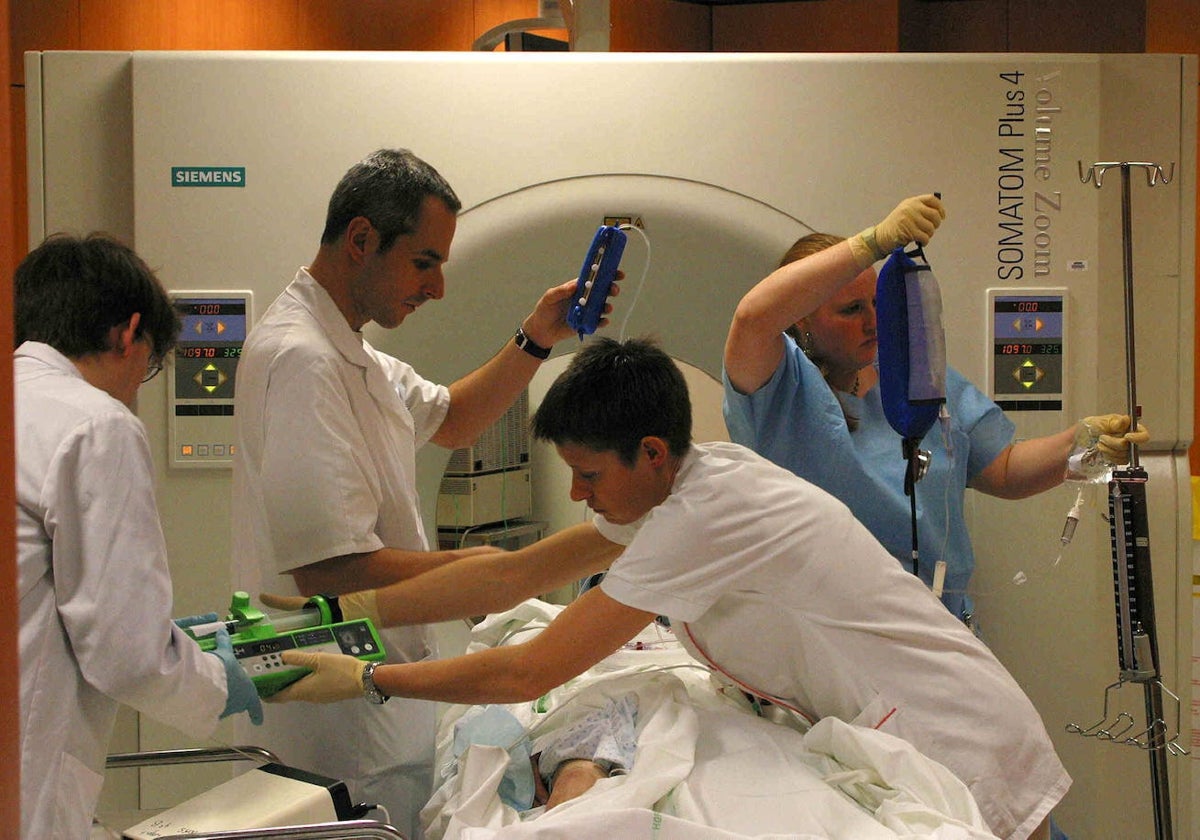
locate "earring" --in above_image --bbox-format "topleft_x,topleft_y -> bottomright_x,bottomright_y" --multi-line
800,330 -> 815,356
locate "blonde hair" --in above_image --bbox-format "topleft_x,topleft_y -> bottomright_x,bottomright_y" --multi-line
779,233 -> 844,344
779,232 -> 845,267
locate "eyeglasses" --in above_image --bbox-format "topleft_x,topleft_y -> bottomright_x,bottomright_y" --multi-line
142,354 -> 165,383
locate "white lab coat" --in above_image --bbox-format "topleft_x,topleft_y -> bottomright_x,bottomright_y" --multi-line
16,342 -> 227,840
596,443 -> 1070,840
232,269 -> 450,839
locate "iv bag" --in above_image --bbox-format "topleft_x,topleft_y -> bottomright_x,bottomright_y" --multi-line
876,245 -> 947,444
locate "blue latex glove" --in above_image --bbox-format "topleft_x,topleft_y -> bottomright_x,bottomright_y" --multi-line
210,627 -> 263,725
174,612 -> 219,629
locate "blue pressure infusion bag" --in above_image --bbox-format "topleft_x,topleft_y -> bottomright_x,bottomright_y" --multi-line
875,243 -> 947,445
875,243 -> 948,577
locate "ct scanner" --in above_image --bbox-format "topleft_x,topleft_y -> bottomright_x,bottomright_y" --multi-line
24,49 -> 1196,837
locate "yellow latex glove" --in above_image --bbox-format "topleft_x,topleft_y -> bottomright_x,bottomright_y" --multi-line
1081,414 -> 1150,464
258,589 -> 381,628
266,650 -> 367,704
849,194 -> 947,268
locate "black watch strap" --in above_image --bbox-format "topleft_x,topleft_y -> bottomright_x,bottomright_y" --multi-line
514,327 -> 551,360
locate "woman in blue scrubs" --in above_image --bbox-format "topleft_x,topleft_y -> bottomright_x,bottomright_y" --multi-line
721,194 -> 1145,623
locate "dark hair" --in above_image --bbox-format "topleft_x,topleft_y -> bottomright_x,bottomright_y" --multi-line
531,337 -> 692,466
320,148 -> 462,251
14,232 -> 181,359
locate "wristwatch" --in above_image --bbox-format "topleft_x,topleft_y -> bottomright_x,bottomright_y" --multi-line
361,661 -> 389,704
514,327 -> 551,360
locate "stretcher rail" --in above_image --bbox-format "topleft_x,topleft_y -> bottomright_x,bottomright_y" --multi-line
149,820 -> 405,839
106,745 -> 281,769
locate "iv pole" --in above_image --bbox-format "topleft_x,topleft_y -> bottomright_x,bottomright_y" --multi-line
1076,159 -> 1180,840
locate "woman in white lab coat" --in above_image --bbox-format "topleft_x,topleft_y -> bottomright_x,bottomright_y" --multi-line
15,234 -> 262,840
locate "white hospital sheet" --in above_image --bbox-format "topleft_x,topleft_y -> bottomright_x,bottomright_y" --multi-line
421,600 -> 999,840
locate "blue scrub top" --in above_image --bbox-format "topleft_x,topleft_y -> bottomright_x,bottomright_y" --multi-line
722,335 -> 1014,620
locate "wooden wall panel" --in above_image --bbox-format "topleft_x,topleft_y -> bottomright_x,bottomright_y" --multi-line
296,0 -> 472,51
1147,0 -> 1200,53
612,0 -> 712,52
901,0 -> 1146,53
78,0 -> 298,50
1008,0 -> 1145,52
900,0 -> 1008,53
713,0 -> 900,53
9,0 -> 78,86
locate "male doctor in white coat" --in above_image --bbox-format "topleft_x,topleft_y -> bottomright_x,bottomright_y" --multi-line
15,233 -> 263,840
231,148 -> 606,837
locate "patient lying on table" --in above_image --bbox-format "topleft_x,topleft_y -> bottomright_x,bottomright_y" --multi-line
533,693 -> 637,810
420,600 -> 1003,840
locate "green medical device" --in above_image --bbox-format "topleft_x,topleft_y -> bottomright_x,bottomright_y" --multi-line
188,591 -> 386,698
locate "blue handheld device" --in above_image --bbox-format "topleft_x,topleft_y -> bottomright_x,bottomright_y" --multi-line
567,225 -> 626,336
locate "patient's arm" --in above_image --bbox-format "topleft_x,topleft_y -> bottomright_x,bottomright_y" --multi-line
544,760 -> 608,809
536,691 -> 638,809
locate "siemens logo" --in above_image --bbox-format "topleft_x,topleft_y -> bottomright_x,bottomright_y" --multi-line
171,166 -> 246,187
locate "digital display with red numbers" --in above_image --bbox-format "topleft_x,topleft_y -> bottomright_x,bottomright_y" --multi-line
167,292 -> 254,467
993,299 -> 1064,313
176,346 -> 243,359
990,292 -> 1065,405
171,295 -> 249,403
996,343 -> 1062,355
176,300 -> 247,317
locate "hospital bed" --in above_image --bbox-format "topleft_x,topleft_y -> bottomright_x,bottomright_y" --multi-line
421,599 -> 1003,840
94,600 -> 1008,840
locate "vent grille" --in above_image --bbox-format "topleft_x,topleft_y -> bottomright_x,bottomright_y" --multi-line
444,390 -> 530,474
